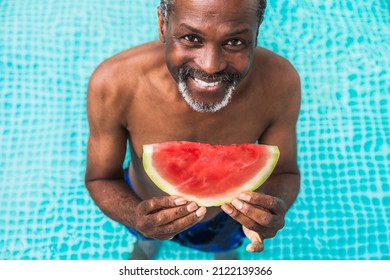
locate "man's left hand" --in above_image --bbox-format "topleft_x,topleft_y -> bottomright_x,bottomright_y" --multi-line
221,192 -> 287,252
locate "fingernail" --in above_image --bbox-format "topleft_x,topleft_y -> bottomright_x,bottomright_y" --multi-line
187,202 -> 198,212
195,207 -> 206,217
221,203 -> 233,214
239,193 -> 251,202
232,199 -> 243,210
174,198 -> 187,206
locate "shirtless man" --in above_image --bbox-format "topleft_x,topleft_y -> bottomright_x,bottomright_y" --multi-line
85,0 -> 301,259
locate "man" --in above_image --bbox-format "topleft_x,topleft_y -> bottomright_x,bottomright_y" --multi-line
85,0 -> 301,259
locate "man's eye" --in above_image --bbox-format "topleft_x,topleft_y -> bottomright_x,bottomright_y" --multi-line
184,35 -> 199,42
227,39 -> 243,46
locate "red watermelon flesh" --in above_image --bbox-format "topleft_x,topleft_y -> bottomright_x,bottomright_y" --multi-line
142,141 -> 279,207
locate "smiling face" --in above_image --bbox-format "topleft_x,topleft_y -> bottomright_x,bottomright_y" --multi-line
158,0 -> 260,113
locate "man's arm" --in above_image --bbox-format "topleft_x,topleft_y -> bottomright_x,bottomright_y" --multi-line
85,65 -> 206,239
85,67 -> 141,228
222,61 -> 301,252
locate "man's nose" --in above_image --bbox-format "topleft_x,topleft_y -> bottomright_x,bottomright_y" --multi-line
196,45 -> 227,75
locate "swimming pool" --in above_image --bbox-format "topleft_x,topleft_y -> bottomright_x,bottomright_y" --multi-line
0,0 -> 389,260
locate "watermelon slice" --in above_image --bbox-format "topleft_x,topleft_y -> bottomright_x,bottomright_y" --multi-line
142,141 -> 279,207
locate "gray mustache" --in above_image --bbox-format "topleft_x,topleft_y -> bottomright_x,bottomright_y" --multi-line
178,67 -> 241,84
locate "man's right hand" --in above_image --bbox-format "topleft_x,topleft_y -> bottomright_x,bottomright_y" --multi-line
132,196 -> 207,240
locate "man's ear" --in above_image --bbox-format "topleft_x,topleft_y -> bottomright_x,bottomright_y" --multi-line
157,7 -> 166,43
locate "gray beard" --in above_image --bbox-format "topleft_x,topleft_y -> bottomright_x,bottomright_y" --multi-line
177,79 -> 236,113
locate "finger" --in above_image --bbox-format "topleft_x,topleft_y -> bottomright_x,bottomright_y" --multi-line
139,196 -> 188,214
246,240 -> 264,253
151,207 -> 207,239
231,198 -> 284,230
146,201 -> 205,226
243,227 -> 264,252
239,192 -> 287,215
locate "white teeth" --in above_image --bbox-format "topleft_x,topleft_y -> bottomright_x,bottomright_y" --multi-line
193,77 -> 222,87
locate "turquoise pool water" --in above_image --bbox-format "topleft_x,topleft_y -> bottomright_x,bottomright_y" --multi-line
0,0 -> 389,260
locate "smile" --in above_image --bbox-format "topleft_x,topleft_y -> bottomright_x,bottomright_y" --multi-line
192,77 -> 223,87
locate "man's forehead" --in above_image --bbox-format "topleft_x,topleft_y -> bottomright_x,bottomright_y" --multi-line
174,0 -> 258,8
172,0 -> 258,24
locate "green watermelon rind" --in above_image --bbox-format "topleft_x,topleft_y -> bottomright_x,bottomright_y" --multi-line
142,143 -> 280,207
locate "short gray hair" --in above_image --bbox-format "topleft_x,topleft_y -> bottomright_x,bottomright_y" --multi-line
160,0 -> 267,24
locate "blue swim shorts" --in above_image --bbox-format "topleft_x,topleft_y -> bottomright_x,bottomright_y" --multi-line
124,169 -> 245,253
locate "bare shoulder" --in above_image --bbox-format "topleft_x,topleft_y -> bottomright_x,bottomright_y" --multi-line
253,47 -> 301,118
87,41 -> 165,105
86,41 -> 166,129
254,47 -> 300,94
